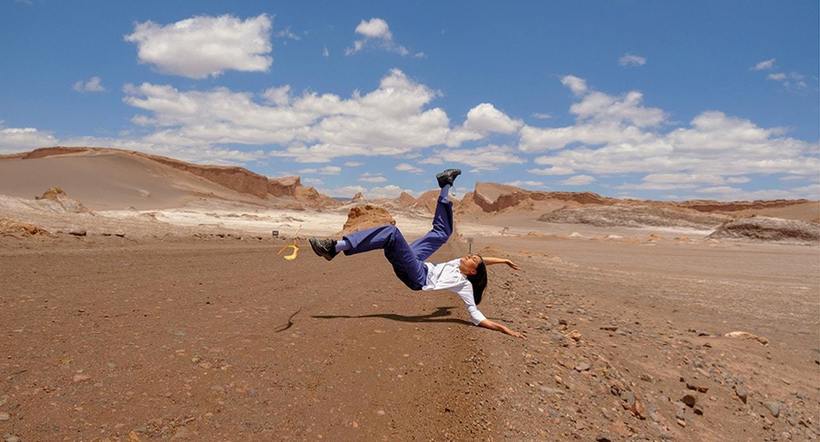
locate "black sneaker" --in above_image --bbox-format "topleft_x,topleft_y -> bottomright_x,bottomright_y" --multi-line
436,168 -> 461,188
309,238 -> 338,261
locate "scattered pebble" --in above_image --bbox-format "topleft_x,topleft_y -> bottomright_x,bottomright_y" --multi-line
72,374 -> 91,383
767,401 -> 782,418
574,362 -> 591,372
735,385 -> 749,404
0,413 -> 9,421
681,394 -> 697,408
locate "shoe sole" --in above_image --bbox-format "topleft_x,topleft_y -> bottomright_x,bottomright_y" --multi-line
309,239 -> 334,261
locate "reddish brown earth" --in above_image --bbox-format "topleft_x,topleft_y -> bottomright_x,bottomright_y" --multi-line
1,233 -> 817,441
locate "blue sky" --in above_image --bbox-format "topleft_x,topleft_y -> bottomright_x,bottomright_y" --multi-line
1,0 -> 818,200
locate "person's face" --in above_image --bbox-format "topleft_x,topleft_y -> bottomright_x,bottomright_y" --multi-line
459,254 -> 481,275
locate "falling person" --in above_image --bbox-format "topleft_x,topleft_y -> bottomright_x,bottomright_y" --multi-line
309,169 -> 525,338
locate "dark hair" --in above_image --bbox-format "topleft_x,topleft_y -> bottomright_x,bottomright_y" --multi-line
466,257 -> 487,305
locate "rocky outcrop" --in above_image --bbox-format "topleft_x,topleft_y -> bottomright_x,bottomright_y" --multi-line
145,155 -> 272,199
36,187 -> 89,213
539,205 -> 729,230
340,204 -> 396,235
267,176 -> 301,197
351,192 -> 366,203
396,192 -> 416,207
0,217 -> 50,237
707,216 -> 820,242
679,199 -> 812,213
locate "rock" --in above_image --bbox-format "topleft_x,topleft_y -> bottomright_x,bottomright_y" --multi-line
600,325 -> 618,331
4,436 -> 20,442
567,330 -> 582,342
621,391 -> 636,408
68,229 -> 87,237
693,405 -> 704,416
675,402 -> 687,420
0,413 -> 9,421
72,373 -> 91,383
735,385 -> 749,403
681,394 -> 697,408
676,418 -> 686,427
686,382 -> 709,393
376,410 -> 386,416
539,386 -> 563,395
575,362 -> 591,372
596,435 -> 612,442
724,330 -> 769,345
767,401 -> 782,418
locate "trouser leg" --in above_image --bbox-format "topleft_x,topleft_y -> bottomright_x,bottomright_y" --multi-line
409,196 -> 453,262
343,225 -> 428,290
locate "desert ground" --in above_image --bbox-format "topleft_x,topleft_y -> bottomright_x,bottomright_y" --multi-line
1,147 -> 819,441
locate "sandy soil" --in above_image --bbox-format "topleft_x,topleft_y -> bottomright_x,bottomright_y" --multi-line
1,231 -> 818,441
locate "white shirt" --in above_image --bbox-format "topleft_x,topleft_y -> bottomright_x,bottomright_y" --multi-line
422,258 -> 487,325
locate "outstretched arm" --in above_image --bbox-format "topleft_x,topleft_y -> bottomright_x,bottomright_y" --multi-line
478,319 -> 526,339
481,256 -> 520,270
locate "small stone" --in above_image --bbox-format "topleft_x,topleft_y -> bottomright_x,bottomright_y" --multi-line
600,325 -> 618,331
73,374 -> 91,383
735,385 -> 748,403
596,435 -> 612,442
575,362 -> 591,372
686,382 -> 709,393
568,330 -> 582,341
0,413 -> 9,421
681,394 -> 696,408
376,410 -> 385,416
767,401 -> 782,418
676,418 -> 686,427
5,436 -> 21,442
693,405 -> 704,416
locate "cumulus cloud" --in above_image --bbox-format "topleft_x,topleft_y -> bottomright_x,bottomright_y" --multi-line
619,53 -> 646,67
344,161 -> 363,167
123,69 -> 509,163
73,76 -> 105,93
522,75 -> 820,191
346,17 -> 417,56
319,183 -> 413,199
358,172 -> 387,183
446,103 -> 522,146
420,145 -> 525,171
298,166 -> 341,175
561,175 -> 595,186
395,162 -> 423,174
125,14 -> 273,79
751,58 -> 776,71
505,180 -> 544,188
0,126 -> 58,153
561,75 -> 588,96
527,165 -> 574,176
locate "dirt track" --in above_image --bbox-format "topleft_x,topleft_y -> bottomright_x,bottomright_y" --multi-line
1,234 -> 819,441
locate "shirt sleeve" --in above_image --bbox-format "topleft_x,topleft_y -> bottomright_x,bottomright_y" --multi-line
456,281 -> 486,325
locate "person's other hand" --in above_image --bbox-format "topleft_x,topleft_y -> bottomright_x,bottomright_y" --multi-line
506,260 -> 520,270
510,330 -> 526,339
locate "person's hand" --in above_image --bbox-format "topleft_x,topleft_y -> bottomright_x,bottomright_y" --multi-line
506,260 -> 520,270
510,330 -> 526,339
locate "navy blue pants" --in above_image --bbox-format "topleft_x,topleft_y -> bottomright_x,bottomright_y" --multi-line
343,196 -> 454,290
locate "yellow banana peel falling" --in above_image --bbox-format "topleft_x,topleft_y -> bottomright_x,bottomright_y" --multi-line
277,244 -> 299,261
277,225 -> 302,261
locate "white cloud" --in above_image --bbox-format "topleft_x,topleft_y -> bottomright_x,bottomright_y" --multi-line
367,184 -> 412,199
561,175 -> 595,186
275,26 -> 300,41
505,180 -> 544,188
522,76 -> 820,189
358,172 -> 387,183
299,166 -> 342,175
346,18 -> 413,56
531,112 -> 552,120
262,85 -> 290,106
421,145 -> 525,171
320,185 -> 366,198
561,75 -> 588,96
766,72 -> 807,89
395,162 -> 423,174
446,103 -> 522,147
344,161 -> 363,167
751,58 -> 776,71
125,14 -> 273,79
619,53 -> 646,67
527,165 -> 574,176
73,76 -> 105,93
124,69 -> 508,163
0,126 -> 58,153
